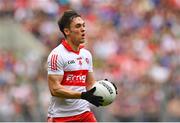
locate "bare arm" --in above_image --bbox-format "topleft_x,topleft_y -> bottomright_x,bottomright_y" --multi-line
48,74 -> 81,99
86,72 -> 96,90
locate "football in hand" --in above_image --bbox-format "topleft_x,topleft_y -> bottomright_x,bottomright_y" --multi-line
92,80 -> 117,106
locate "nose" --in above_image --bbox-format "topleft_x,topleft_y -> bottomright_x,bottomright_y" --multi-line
81,26 -> 85,32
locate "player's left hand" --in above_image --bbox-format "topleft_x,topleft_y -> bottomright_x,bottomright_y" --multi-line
81,87 -> 104,107
104,79 -> 118,94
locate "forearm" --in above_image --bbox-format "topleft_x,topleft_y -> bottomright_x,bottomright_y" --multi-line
86,72 -> 96,90
48,75 -> 82,99
86,81 -> 95,90
50,86 -> 81,99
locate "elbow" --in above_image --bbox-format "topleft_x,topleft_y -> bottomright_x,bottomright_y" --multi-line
50,87 -> 65,98
50,91 -> 55,96
50,90 -> 55,96
50,88 -> 58,96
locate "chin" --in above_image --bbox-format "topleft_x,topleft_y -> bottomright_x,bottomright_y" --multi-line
80,39 -> 85,43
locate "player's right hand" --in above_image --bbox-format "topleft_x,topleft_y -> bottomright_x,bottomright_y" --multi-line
81,87 -> 104,107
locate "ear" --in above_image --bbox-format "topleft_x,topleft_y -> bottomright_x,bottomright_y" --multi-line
64,28 -> 70,36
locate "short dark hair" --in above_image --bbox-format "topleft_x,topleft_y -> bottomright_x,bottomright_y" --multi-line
58,10 -> 81,37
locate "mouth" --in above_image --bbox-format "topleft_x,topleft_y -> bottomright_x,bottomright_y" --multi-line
81,34 -> 85,38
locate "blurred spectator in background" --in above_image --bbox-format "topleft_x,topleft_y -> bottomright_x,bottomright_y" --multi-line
0,0 -> 179,122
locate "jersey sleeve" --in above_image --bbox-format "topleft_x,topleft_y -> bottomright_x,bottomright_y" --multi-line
47,52 -> 64,75
87,51 -> 93,72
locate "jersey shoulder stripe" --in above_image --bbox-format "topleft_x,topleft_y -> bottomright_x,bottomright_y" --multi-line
51,54 -> 58,71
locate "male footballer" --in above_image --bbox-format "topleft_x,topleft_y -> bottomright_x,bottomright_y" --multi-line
47,10 -> 103,122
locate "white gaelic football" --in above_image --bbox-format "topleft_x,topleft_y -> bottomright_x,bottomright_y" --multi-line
92,80 -> 117,106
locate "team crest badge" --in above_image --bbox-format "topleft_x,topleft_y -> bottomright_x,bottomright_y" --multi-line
85,58 -> 89,64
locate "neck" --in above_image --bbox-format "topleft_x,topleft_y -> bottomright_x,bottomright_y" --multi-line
66,38 -> 80,52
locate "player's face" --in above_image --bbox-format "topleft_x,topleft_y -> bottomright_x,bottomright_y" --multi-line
68,17 -> 86,45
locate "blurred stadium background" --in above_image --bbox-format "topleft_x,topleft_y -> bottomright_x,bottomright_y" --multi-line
0,0 -> 179,122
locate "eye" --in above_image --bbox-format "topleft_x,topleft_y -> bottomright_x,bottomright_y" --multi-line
75,23 -> 85,28
75,24 -> 81,28
83,23 -> 85,27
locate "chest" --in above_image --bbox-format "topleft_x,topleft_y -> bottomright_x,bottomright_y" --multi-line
62,53 -> 90,71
